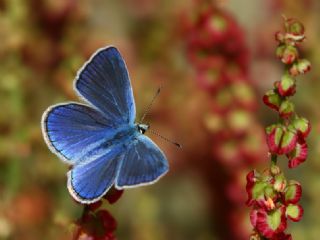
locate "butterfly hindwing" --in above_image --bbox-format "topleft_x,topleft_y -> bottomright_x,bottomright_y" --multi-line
115,135 -> 169,189
75,46 -> 136,125
68,145 -> 125,203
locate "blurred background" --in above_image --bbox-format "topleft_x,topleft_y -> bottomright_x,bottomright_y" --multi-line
0,0 -> 319,239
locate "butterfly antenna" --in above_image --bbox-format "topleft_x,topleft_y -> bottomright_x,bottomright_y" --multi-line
149,129 -> 182,148
140,85 -> 162,123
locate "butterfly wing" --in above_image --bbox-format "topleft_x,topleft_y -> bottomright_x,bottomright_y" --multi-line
74,46 -> 136,125
42,103 -> 121,165
115,135 -> 169,189
42,46 -> 136,165
68,144 -> 125,203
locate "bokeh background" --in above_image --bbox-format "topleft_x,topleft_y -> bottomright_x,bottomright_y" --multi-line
0,0 -> 319,239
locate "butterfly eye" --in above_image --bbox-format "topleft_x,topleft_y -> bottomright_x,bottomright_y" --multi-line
139,128 -> 145,134
137,124 -> 149,134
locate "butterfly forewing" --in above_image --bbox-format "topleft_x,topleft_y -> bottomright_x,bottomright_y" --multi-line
75,46 -> 136,124
42,103 -> 119,165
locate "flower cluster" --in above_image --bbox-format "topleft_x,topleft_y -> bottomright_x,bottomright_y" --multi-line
263,17 -> 311,169
183,2 -> 265,239
73,188 -> 123,240
247,167 -> 302,239
247,17 -> 311,239
183,0 -> 264,169
184,3 -> 249,94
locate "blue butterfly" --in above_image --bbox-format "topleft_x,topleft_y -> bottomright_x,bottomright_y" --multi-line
41,46 -> 169,204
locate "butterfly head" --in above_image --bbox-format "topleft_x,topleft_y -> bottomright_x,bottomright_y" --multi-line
137,123 -> 149,134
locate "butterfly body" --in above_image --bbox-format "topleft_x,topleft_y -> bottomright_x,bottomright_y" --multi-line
42,47 -> 168,204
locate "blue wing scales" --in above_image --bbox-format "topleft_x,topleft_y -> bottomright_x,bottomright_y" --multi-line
42,103 -> 119,165
75,47 -> 136,124
68,145 -> 124,203
115,135 -> 169,189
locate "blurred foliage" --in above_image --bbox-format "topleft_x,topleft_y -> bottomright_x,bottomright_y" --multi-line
0,0 -> 319,240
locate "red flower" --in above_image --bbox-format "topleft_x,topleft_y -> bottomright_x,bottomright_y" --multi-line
287,140 -> 308,168
263,90 -> 282,111
292,117 -> 311,139
279,100 -> 294,118
289,59 -> 311,76
255,206 -> 287,238
250,209 -> 258,228
285,204 -> 304,222
195,67 -> 223,92
283,181 -> 302,205
245,170 -> 260,206
74,210 -> 117,240
276,74 -> 296,97
271,232 -> 292,240
265,125 -> 297,155
246,170 -> 278,210
103,188 -> 124,204
87,200 -> 103,212
280,45 -> 299,64
286,18 -> 305,36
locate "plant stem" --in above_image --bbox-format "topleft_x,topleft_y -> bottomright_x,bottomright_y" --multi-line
271,154 -> 278,166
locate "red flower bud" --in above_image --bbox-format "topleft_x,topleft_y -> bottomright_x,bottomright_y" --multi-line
289,64 -> 299,76
277,75 -> 296,97
246,171 -> 279,210
286,19 -> 305,36
249,232 -> 261,240
276,45 -> 286,59
273,174 -> 287,192
74,209 -> 117,240
97,210 -> 117,232
292,117 -> 311,138
270,165 -> 281,176
284,181 -> 302,204
289,59 -> 311,76
281,45 -> 299,65
263,90 -> 282,111
87,200 -> 103,212
256,206 -> 287,238
287,140 -> 308,168
266,125 -> 297,155
196,68 -> 221,91
279,100 -> 295,118
205,14 -> 228,41
230,80 -> 257,110
246,170 -> 263,206
250,209 -> 258,228
297,59 -> 311,74
272,232 -> 293,240
285,204 -> 303,222
103,188 -> 124,204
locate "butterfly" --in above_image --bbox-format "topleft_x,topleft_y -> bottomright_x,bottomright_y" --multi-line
41,46 -> 169,204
